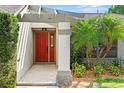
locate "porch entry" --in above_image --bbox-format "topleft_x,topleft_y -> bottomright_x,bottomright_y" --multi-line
35,30 -> 55,63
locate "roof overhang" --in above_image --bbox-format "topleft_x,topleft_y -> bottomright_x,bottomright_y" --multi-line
19,13 -> 81,23
18,5 -> 85,23
18,5 -> 124,23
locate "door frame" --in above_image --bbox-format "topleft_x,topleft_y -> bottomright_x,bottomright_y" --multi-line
32,28 -> 56,63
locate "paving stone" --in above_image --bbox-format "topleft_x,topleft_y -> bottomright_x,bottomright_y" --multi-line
70,81 -> 90,88
92,82 -> 99,88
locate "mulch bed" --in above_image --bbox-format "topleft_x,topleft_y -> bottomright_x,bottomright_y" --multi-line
72,70 -> 124,81
72,70 -> 96,82
68,70 -> 124,88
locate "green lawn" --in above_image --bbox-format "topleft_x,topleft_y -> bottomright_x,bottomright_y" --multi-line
96,78 -> 124,88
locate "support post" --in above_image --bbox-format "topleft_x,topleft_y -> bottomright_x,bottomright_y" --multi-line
56,22 -> 72,87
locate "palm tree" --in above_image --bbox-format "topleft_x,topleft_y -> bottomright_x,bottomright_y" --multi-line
71,18 -> 98,63
71,14 -> 124,64
96,14 -> 124,58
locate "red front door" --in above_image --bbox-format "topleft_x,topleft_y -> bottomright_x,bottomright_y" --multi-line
35,32 -> 48,62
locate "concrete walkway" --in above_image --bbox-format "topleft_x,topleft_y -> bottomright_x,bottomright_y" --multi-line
17,64 -> 98,88
17,86 -> 58,88
17,64 -> 58,86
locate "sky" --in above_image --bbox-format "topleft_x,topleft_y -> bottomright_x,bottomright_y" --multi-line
44,5 -> 112,13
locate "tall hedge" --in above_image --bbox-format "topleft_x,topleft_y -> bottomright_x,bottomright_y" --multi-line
0,12 -> 18,88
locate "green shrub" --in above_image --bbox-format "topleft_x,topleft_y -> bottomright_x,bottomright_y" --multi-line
0,12 -> 18,88
120,65 -> 124,74
71,62 -> 86,77
111,66 -> 120,76
107,64 -> 120,76
71,62 -> 78,72
75,64 -> 86,78
107,64 -> 115,71
70,44 -> 84,67
93,64 -> 104,77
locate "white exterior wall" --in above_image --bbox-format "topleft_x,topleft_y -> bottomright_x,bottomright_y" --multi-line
58,22 -> 70,30
31,23 -> 57,28
17,22 -> 33,82
118,39 -> 124,60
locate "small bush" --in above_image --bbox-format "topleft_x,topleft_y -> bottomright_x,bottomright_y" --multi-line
107,64 -> 120,76
71,62 -> 78,73
107,64 -> 115,71
93,64 -> 104,77
71,62 -> 86,78
70,44 -> 84,68
75,64 -> 86,78
120,65 -> 124,74
111,66 -> 120,76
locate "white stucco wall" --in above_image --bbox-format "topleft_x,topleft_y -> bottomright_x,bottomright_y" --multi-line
31,23 -> 57,28
58,22 -> 70,30
17,22 -> 33,82
118,39 -> 124,60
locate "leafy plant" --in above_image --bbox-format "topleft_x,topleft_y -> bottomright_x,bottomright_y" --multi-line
111,66 -> 120,76
75,64 -> 86,78
71,62 -> 86,78
70,44 -> 84,67
120,65 -> 124,74
93,64 -> 104,77
71,62 -> 79,73
107,64 -> 120,76
0,12 -> 18,87
107,64 -> 115,71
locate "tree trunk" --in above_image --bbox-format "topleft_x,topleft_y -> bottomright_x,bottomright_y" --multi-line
86,51 -> 91,69
102,43 -> 113,58
97,46 -> 105,58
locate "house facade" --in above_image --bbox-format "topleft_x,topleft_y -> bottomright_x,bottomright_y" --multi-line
0,5 -> 124,87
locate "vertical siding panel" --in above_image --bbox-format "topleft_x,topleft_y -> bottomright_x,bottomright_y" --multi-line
21,23 -> 29,68
17,22 -> 33,82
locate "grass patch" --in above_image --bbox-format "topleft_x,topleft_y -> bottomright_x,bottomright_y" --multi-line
96,78 -> 124,88
99,83 -> 124,88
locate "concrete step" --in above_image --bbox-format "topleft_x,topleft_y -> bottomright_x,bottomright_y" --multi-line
17,82 -> 56,86
16,86 -> 58,88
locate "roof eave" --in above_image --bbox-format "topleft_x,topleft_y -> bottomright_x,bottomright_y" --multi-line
14,5 -> 28,16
